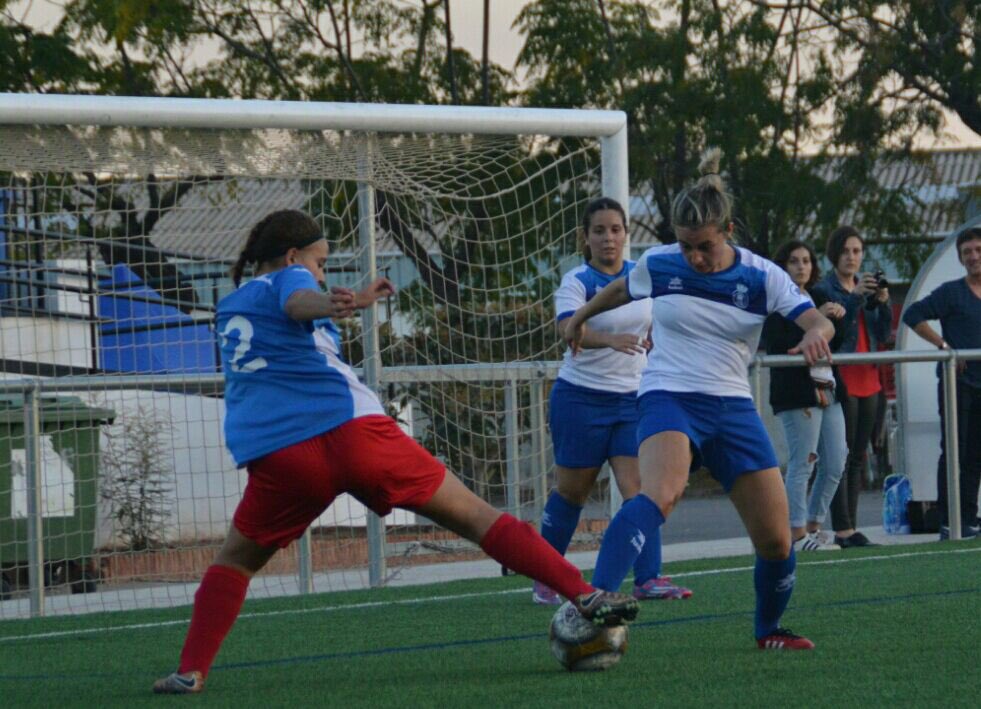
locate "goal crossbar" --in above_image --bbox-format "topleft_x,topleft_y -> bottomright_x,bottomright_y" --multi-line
0,93 -> 626,137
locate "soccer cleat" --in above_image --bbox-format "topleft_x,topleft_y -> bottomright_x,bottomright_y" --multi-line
532,580 -> 562,605
633,576 -> 693,600
794,532 -> 841,552
152,670 -> 205,694
756,628 -> 815,650
573,590 -> 639,627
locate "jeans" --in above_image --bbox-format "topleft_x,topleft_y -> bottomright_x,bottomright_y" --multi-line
936,379 -> 981,527
832,393 -> 880,532
777,404 -> 848,529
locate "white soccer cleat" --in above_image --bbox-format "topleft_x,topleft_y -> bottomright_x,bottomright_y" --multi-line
152,670 -> 205,694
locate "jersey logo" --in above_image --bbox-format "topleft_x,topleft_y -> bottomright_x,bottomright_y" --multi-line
732,283 -> 749,309
668,276 -> 684,291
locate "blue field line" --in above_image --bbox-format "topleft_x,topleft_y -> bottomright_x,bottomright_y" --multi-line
0,544 -> 978,645
212,585 -> 979,672
0,585 -> 977,682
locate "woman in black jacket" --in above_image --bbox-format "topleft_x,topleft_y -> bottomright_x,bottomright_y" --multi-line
762,241 -> 847,551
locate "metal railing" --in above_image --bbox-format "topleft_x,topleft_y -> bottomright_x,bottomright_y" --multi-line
1,347 -> 978,617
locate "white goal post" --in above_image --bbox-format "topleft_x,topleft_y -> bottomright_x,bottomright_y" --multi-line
0,93 -> 628,618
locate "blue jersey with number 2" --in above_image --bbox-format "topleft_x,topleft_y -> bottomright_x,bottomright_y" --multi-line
216,265 -> 357,466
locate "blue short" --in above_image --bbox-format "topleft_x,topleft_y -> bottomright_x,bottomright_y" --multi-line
637,390 -> 778,492
549,378 -> 639,468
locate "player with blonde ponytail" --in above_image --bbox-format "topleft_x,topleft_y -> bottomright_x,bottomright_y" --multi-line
563,149 -> 835,650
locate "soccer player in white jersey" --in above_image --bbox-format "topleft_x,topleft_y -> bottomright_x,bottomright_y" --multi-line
153,210 -> 638,695
563,150 -> 835,650
534,197 -> 692,605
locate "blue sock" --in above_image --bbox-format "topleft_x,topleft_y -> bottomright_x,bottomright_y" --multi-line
540,491 -> 583,556
753,548 -> 797,639
591,494 -> 665,592
631,521 -> 662,586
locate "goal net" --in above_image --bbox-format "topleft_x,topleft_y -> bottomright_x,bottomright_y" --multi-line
0,97 -> 628,618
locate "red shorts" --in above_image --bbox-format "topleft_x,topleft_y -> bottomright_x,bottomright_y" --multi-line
233,415 -> 446,548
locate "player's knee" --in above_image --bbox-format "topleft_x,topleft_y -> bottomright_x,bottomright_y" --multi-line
756,535 -> 792,560
555,484 -> 590,507
651,490 -> 682,519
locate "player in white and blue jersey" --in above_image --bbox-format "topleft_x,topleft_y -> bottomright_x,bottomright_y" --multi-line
562,150 -> 835,651
535,197 -> 692,605
154,210 -> 638,695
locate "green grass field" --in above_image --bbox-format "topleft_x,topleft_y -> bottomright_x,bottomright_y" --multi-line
2,540 -> 979,708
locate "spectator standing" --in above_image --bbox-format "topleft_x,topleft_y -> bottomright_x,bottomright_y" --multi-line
812,226 -> 890,548
902,226 -> 981,539
762,240 -> 847,551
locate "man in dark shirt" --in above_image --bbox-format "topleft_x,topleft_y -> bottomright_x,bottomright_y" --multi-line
902,226 -> 981,539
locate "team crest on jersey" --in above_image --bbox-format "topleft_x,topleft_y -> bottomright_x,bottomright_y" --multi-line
732,283 -> 749,308
668,276 -> 684,290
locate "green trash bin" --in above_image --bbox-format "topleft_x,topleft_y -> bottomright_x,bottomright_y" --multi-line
0,395 -> 115,595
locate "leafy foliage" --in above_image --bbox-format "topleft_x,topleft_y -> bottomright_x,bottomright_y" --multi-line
515,0 -> 967,266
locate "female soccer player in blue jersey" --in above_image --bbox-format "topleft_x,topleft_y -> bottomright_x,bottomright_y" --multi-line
153,210 -> 638,695
534,197 -> 691,605
563,150 -> 835,650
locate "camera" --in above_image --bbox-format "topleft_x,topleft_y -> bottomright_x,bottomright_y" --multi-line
866,270 -> 888,308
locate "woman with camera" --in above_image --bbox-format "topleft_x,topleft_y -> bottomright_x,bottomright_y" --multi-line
811,226 -> 892,548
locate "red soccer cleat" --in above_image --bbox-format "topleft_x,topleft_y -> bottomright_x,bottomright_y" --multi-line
633,576 -> 693,600
756,628 -> 815,650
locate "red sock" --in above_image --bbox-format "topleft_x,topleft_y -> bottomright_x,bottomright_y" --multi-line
479,513 -> 593,601
178,565 -> 250,677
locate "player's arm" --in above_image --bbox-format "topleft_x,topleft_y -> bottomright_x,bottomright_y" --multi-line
788,307 -> 835,365
554,321 -> 646,354
563,277 -> 631,355
283,287 -> 357,322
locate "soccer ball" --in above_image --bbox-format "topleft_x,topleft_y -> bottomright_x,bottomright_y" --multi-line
549,601 -> 628,672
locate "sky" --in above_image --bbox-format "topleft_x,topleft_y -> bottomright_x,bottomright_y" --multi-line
8,0 -> 979,149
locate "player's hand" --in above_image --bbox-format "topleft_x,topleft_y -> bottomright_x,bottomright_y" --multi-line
788,329 -> 833,366
355,277 -> 396,308
564,316 -> 586,356
818,302 -> 845,319
875,285 -> 890,304
606,333 -> 647,355
327,286 -> 357,319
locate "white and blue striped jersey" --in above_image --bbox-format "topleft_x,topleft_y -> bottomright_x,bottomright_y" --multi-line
627,244 -> 814,398
216,265 -> 381,466
555,261 -> 652,393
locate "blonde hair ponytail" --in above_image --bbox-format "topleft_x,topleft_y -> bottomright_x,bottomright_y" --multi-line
670,147 -> 733,232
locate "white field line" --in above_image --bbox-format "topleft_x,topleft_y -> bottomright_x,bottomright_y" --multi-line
2,545 -> 978,644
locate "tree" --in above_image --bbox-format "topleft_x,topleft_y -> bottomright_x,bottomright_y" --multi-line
770,1 -> 979,139
100,404 -> 174,551
515,0 -> 956,275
